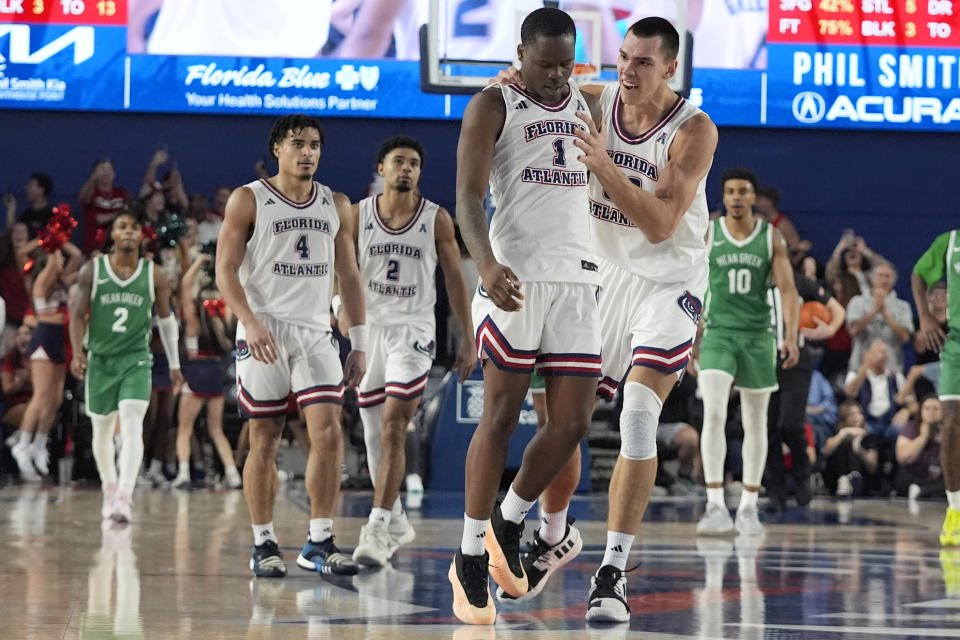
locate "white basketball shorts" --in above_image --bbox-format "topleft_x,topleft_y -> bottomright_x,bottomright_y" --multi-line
472,280 -> 601,378
357,320 -> 435,408
596,259 -> 707,399
235,314 -> 344,418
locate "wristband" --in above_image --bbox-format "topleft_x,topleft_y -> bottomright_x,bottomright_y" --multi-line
350,324 -> 367,352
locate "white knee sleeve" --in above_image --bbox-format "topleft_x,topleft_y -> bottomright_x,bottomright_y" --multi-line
619,382 -> 662,461
739,389 -> 771,487
360,404 -> 384,485
698,370 -> 734,484
117,400 -> 148,494
90,412 -> 119,486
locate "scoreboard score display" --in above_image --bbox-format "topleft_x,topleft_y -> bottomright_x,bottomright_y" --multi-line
762,0 -> 960,129
1,0 -> 958,131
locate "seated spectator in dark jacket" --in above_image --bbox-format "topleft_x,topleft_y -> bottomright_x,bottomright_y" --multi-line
894,395 -> 944,499
807,369 -> 837,449
822,400 -> 880,496
844,339 -> 909,440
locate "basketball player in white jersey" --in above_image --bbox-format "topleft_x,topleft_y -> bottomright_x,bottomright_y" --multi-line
449,8 -> 604,625
349,136 -> 476,567
216,115 -> 366,579
493,17 -> 717,622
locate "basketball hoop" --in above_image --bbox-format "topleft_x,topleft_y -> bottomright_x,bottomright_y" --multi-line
572,62 -> 598,78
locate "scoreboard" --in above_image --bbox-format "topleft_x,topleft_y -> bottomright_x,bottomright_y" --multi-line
0,0 -> 125,25
759,0 -> 960,129
1,0 -> 959,131
771,0 -> 959,47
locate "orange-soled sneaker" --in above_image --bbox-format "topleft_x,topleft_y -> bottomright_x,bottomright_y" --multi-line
484,504 -> 528,598
449,549 -> 496,625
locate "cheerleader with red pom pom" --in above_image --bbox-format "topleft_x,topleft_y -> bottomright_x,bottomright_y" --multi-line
11,205 -> 84,481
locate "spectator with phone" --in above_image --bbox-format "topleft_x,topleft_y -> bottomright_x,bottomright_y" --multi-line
825,230 -> 887,296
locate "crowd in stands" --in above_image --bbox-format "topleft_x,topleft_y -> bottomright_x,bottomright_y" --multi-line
0,161 -> 949,508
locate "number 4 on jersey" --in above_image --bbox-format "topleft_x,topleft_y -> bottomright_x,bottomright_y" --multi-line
295,234 -> 310,259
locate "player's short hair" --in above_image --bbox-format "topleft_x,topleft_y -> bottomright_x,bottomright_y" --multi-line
268,114 -> 325,159
757,186 -> 780,206
520,7 -> 576,47
29,173 -> 53,197
720,168 -> 759,194
376,136 -> 426,169
628,17 -> 680,62
114,207 -> 144,229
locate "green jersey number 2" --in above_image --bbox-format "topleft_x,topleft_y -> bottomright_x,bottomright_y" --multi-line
112,307 -> 128,333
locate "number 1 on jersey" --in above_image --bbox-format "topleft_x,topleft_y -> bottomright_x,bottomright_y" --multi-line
552,138 -> 566,167
295,234 -> 310,259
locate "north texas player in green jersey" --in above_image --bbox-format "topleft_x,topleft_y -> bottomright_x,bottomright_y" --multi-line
695,168 -> 799,537
70,210 -> 183,525
912,228 -> 960,546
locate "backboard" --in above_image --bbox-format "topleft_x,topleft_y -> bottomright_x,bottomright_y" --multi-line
419,0 -> 692,97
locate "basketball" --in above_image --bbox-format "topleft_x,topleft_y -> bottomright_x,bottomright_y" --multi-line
799,300 -> 831,329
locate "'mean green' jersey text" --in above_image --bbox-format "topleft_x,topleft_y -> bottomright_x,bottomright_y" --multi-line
87,255 -> 154,356
704,217 -> 774,332
914,228 -> 960,333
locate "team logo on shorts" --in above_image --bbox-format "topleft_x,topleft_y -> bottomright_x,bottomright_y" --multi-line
236,340 -> 251,361
413,340 -> 435,357
677,291 -> 703,325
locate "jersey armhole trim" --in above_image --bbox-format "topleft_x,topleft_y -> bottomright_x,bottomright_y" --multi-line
147,259 -> 156,305
948,230 -> 958,278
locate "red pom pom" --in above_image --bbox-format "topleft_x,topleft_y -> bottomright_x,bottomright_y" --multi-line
38,203 -> 77,252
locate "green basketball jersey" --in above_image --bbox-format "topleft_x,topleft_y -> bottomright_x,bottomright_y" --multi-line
88,255 -> 154,356
704,216 -> 774,332
914,228 -> 960,333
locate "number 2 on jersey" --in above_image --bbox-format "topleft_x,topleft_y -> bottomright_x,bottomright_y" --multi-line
295,234 -> 310,259
112,307 -> 128,333
386,259 -> 400,282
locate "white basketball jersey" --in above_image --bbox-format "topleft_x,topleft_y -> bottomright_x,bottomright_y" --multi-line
693,0 -> 768,69
358,195 -> 439,326
488,82 -> 597,284
589,84 -> 709,282
147,0 -> 331,58
239,179 -> 340,329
